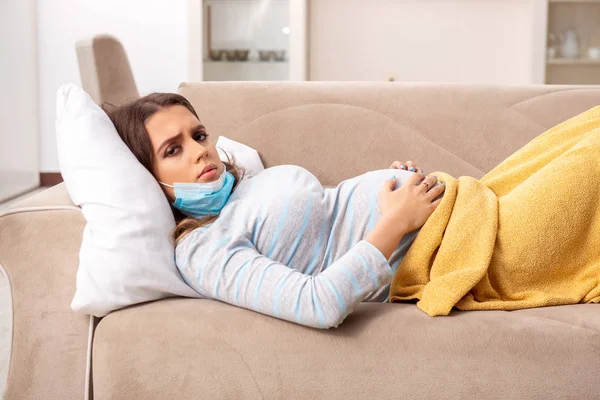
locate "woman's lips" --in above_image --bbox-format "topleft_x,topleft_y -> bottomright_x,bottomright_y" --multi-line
199,167 -> 217,179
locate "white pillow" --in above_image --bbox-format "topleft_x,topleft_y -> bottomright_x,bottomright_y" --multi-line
56,84 -> 200,317
216,136 -> 265,178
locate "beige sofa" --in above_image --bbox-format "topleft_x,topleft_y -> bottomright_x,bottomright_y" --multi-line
1,82 -> 600,400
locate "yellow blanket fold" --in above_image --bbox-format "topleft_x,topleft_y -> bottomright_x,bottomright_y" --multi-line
389,106 -> 600,316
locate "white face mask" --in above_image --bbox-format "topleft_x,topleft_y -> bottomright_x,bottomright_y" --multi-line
158,163 -> 235,218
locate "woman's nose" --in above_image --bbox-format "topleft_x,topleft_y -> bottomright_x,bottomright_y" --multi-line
192,140 -> 208,162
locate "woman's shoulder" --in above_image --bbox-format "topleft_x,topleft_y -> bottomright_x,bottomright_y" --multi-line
249,164 -> 320,184
254,164 -> 310,174
175,223 -> 215,253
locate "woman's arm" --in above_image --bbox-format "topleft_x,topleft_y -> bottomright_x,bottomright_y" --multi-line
365,216 -> 408,260
176,174 -> 422,329
176,230 -> 396,329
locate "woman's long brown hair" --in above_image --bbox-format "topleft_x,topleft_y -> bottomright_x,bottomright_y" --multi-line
102,93 -> 244,246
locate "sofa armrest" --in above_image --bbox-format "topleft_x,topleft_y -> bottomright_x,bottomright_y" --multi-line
0,184 -> 90,400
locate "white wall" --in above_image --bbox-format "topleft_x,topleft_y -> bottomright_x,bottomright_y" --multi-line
37,0 -> 545,171
310,0 -> 540,83
0,0 -> 40,201
37,0 -> 189,172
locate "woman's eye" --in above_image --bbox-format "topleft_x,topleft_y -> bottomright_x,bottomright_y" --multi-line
194,132 -> 208,141
165,146 -> 180,157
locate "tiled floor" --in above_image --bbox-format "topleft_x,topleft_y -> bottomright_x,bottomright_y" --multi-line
0,187 -> 48,212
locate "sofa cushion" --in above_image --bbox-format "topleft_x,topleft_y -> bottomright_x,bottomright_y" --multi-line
92,299 -> 600,400
178,82 -> 600,186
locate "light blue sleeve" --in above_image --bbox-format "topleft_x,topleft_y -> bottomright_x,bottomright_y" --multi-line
176,231 -> 393,329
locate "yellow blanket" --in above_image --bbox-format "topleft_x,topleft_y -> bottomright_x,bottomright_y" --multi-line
389,106 -> 600,316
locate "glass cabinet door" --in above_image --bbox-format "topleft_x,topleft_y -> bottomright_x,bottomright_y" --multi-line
202,0 -> 291,81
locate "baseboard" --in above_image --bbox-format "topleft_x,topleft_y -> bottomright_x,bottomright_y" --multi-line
40,172 -> 63,187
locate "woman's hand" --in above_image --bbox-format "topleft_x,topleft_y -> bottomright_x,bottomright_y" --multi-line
379,172 -> 445,233
389,160 -> 423,174
365,172 -> 445,259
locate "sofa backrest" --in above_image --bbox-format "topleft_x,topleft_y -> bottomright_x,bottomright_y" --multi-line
178,82 -> 600,185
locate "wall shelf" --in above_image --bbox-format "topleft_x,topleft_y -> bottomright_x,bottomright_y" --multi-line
547,58 -> 600,65
549,0 -> 600,3
202,59 -> 289,81
203,60 -> 289,64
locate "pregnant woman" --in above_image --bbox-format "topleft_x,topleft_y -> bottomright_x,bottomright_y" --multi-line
104,92 -> 600,328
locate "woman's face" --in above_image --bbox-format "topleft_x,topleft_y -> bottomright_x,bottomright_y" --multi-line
145,105 -> 223,202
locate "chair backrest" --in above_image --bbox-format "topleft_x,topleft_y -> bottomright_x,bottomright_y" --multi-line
75,34 -> 139,106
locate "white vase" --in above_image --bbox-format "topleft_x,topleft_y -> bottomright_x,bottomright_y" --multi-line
560,28 -> 580,59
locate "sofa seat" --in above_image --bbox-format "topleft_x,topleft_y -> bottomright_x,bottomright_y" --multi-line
91,298 -> 600,399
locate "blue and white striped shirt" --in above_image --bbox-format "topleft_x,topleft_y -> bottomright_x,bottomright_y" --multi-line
175,165 -> 423,329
